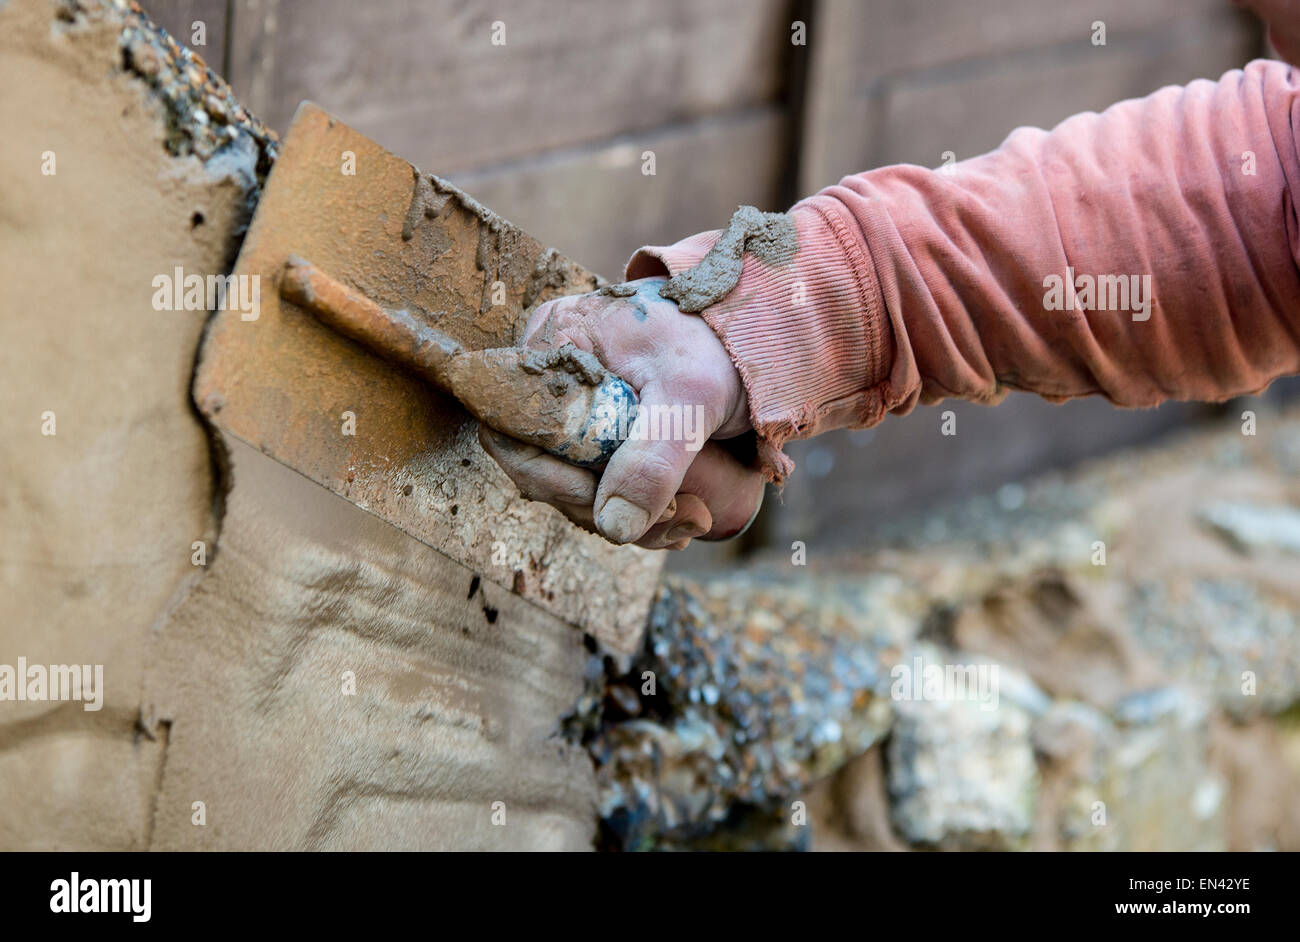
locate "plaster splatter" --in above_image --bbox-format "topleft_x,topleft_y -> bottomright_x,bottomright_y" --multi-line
660,205 -> 797,312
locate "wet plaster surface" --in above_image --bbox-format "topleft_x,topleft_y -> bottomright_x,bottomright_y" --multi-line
0,0 -> 257,848
142,436 -> 597,850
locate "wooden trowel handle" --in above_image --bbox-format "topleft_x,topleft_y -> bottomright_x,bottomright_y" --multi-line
279,256 -> 634,468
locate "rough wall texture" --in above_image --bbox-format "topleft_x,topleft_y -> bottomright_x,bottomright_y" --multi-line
582,407 -> 1300,851
0,0 -> 264,849
142,436 -> 597,850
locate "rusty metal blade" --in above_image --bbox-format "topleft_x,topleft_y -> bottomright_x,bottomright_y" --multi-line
193,101 -> 660,653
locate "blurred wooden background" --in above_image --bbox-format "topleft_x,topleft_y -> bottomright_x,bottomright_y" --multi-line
148,0 -> 1280,560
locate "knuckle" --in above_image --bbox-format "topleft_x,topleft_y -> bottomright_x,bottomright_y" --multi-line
660,371 -> 727,429
613,446 -> 682,500
512,468 -> 555,504
514,478 -> 547,503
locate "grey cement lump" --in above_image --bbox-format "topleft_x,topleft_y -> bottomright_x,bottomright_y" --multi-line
660,205 -> 798,312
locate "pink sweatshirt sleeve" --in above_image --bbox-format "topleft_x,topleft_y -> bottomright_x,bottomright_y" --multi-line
627,60 -> 1300,484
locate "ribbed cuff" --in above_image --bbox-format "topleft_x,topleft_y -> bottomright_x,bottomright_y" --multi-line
626,199 -> 892,484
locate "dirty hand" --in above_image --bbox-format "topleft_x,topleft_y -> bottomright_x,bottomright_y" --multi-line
479,277 -> 766,549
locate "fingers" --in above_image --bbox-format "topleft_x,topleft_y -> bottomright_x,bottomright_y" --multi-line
480,425 -> 680,539
481,424 -> 762,550
478,427 -> 597,505
592,379 -> 721,544
481,280 -> 757,549
677,441 -> 765,540
591,431 -> 763,547
632,492 -> 712,550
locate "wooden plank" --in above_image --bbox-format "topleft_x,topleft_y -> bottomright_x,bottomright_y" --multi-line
770,396 -> 1204,551
812,0 -> 1249,86
226,0 -> 790,174
450,107 -> 789,282
140,0 -> 228,72
866,23 -> 1259,170
800,0 -> 1258,192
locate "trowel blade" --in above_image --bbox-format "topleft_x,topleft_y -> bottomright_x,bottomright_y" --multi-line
191,101 -> 660,653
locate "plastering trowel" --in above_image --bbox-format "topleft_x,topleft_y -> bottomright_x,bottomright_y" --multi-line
192,102 -> 659,651
197,102 -> 634,471
275,252 -> 634,468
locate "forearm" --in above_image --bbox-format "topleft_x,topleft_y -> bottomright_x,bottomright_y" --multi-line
630,59 -> 1300,483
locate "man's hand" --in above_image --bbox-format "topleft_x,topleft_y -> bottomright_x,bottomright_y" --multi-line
479,277 -> 765,549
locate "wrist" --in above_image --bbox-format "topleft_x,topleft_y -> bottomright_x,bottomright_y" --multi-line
626,201 -> 891,484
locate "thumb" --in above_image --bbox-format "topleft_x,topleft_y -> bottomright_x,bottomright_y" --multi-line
592,381 -> 718,544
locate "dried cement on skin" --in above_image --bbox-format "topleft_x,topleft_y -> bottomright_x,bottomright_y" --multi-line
597,280 -> 665,321
661,205 -> 798,312
518,344 -> 606,386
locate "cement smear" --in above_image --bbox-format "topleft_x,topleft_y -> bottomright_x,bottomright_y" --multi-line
661,205 -> 797,312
